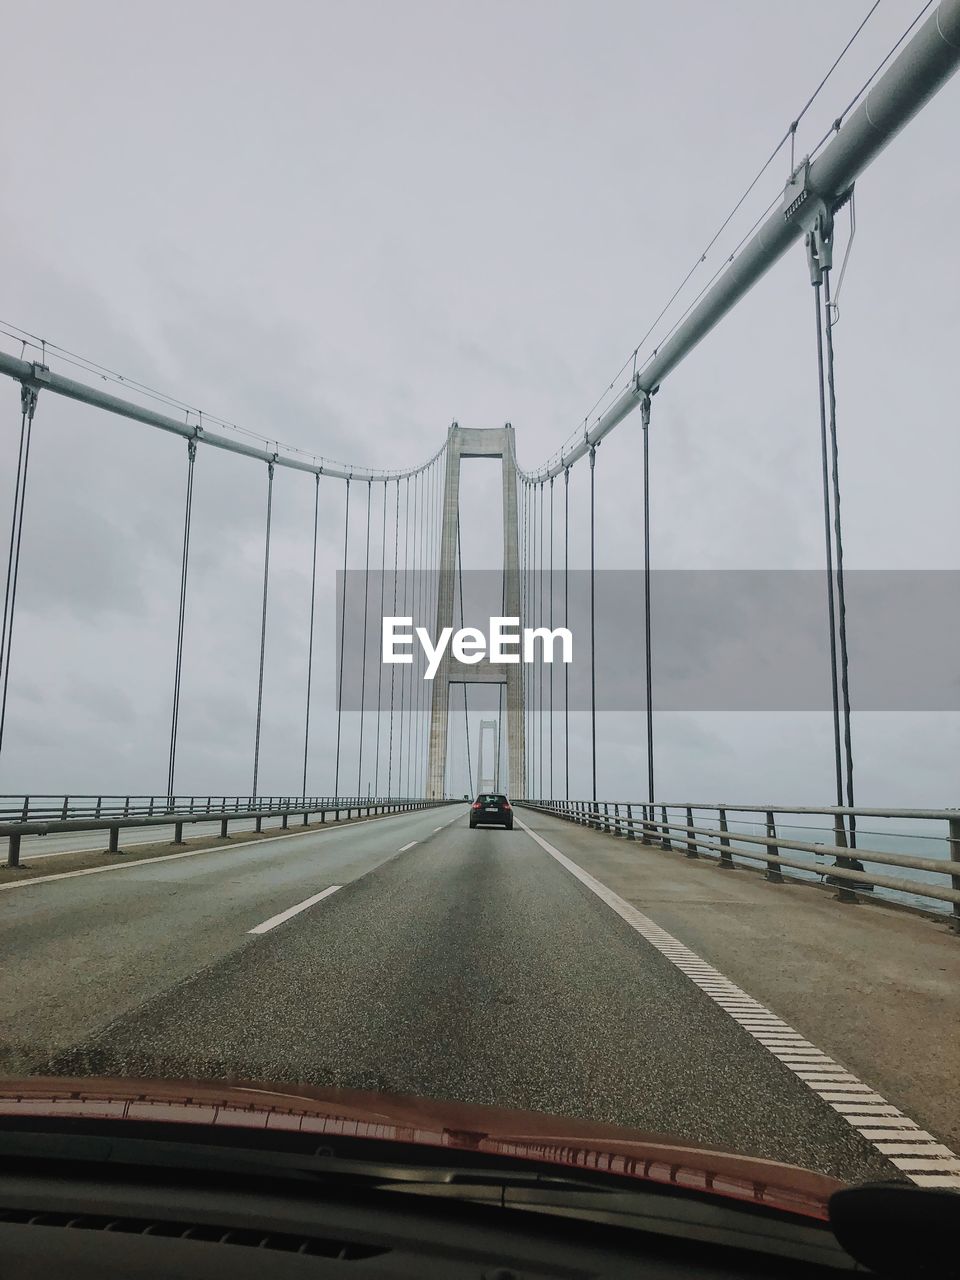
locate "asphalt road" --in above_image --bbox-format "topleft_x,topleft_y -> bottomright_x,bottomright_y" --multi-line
0,804 -> 896,1183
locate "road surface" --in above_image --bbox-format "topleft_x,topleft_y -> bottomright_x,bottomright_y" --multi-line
0,804 -> 913,1183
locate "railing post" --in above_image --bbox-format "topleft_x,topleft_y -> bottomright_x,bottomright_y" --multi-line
95,795 -> 102,820
173,821 -> 184,844
685,806 -> 698,857
612,802 -> 622,836
828,814 -> 858,903
303,809 -> 309,826
148,796 -> 155,817
255,814 -> 263,832
108,824 -> 120,853
765,810 -> 784,883
60,796 -> 69,821
281,811 -> 289,829
625,802 -> 635,840
717,807 -> 735,869
603,802 -> 611,834
949,817 -> 960,935
641,804 -> 652,844
220,817 -> 229,839
660,805 -> 672,851
7,833 -> 21,868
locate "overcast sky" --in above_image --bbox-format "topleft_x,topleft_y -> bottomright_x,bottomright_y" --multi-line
1,0 -> 957,805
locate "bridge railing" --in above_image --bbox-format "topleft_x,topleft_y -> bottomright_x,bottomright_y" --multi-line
518,799 -> 960,931
1,795 -> 446,869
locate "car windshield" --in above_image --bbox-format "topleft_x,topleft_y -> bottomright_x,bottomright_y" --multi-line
1,0 -> 958,1216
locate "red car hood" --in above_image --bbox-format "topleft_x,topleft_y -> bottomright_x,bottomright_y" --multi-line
0,1076 -> 840,1221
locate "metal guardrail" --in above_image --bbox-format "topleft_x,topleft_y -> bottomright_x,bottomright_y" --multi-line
519,799 -> 960,931
1,795 -> 444,869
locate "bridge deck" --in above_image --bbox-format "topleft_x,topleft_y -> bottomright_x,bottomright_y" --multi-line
3,805 -> 956,1185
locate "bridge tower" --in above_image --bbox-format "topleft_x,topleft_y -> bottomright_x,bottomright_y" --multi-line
427,424 -> 524,799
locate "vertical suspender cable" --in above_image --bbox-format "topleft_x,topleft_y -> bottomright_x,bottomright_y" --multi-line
813,283 -> 845,813
0,384 -> 39,764
166,436 -> 197,805
356,479 -> 373,799
416,465 -> 427,794
252,460 -> 275,800
387,477 -> 400,798
563,466 -> 570,801
374,479 -> 387,798
301,471 -> 320,800
397,476 -> 410,795
588,445 -> 597,806
404,471 -> 419,796
823,267 -> 856,848
457,514 -> 474,796
334,476 -> 351,798
642,398 -> 655,807
548,475 -> 554,801
538,480 -> 544,800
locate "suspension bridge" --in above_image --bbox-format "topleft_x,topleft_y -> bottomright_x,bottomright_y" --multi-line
1,0 -> 959,1191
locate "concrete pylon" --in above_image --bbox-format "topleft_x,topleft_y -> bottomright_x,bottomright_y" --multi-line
426,424 -> 524,799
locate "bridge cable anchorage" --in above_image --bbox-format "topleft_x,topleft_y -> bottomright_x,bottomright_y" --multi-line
387,477 -> 400,799
251,459 -> 276,801
166,435 -> 198,806
563,466 -> 570,801
301,471 -> 321,800
642,396 -> 655,807
0,382 -> 40,764
456,512 -> 473,797
588,443 -> 598,806
333,475 -> 351,800
803,194 -> 864,880
373,478 -> 388,796
357,480 -> 373,800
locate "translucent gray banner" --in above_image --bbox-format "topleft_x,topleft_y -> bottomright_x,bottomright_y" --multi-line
334,570 -> 960,711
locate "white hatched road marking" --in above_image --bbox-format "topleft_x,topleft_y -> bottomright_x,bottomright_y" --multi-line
248,886 -> 341,934
516,816 -> 960,1190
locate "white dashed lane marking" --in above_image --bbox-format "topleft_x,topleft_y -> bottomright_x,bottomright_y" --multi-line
248,886 -> 341,935
398,841 -> 418,852
516,817 -> 960,1190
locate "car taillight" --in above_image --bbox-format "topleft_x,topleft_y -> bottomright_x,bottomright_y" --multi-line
471,801 -> 481,810
503,802 -> 511,810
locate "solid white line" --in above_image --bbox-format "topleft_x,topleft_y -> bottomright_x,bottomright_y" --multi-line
433,827 -> 443,832
398,841 -> 417,852
0,809 -> 445,894
248,885 -> 341,934
515,815 -> 960,1191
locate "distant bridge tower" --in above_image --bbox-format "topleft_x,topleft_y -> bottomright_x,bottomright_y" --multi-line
477,719 -> 500,793
427,423 -> 524,799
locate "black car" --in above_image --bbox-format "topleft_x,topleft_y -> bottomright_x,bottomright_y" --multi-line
469,792 -> 513,829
